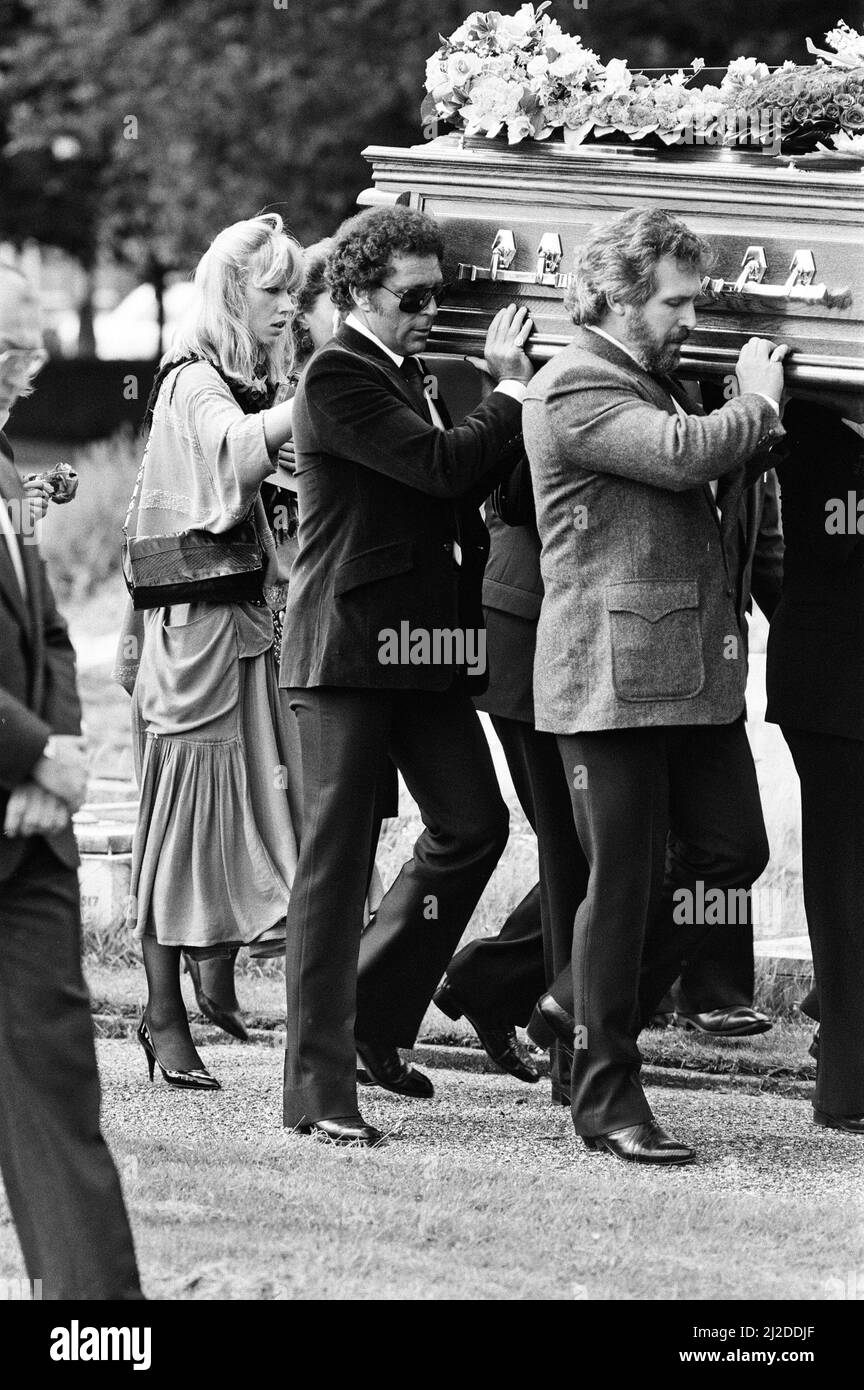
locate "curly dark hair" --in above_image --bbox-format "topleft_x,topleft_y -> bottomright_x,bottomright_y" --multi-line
292,238 -> 336,362
298,238 -> 335,316
325,206 -> 445,311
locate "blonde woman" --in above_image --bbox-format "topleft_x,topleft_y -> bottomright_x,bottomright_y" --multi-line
118,213 -> 304,1089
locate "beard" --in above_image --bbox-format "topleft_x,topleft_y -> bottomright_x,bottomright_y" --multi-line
626,307 -> 688,375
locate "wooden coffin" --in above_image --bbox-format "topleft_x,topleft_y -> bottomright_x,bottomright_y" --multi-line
360,134 -> 864,419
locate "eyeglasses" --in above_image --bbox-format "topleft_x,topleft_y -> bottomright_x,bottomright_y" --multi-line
377,282 -> 450,314
0,347 -> 48,381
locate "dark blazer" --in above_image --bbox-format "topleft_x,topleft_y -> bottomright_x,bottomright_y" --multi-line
473,460 -> 541,724
476,451 -> 783,727
0,432 -> 81,880
766,401 -> 864,740
279,323 -> 524,694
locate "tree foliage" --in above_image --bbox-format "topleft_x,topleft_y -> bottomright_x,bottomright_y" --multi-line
0,0 -> 852,280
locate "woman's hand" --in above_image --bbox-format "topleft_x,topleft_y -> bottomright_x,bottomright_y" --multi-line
276,442 -> 296,478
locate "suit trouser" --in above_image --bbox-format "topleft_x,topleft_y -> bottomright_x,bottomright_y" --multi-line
783,729 -> 864,1115
446,715 -> 586,1026
0,843 -> 141,1300
445,717 -> 759,1037
557,719 -> 768,1137
282,685 -> 509,1127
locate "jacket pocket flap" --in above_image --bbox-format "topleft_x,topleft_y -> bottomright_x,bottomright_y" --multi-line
334,540 -> 414,597
482,576 -> 542,621
606,580 -> 698,624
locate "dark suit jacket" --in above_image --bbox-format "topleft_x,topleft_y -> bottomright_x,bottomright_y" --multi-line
279,323 -> 524,693
766,401 -> 864,740
0,431 -> 81,880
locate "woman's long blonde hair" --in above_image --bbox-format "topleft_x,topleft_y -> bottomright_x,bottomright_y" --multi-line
168,213 -> 304,386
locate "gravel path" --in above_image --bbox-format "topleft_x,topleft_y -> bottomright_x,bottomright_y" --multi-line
98,1038 -> 864,1199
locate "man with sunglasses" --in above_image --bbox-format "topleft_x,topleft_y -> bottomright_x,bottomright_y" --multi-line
0,263 -> 142,1296
280,205 -> 533,1145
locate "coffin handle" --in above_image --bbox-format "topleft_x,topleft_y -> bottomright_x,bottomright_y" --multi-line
701,249 -> 852,310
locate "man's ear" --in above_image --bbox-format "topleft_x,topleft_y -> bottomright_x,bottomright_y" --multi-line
605,290 -> 626,318
350,284 -> 372,313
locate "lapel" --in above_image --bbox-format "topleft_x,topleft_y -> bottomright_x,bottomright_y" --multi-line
335,323 -> 430,419
575,328 -> 721,520
0,433 -> 35,638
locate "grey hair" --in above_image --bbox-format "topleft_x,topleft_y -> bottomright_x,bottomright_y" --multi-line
565,209 -> 715,325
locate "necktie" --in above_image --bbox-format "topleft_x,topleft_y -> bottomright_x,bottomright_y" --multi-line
399,357 -> 432,422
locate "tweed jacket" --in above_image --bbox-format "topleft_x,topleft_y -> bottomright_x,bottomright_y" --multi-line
279,323 -> 524,693
522,328 -> 786,733
0,432 -> 81,879
475,451 -> 783,727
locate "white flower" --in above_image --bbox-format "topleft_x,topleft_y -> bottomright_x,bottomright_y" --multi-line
724,56 -> 770,86
448,13 -> 483,46
526,54 -> 549,79
506,113 -> 535,143
497,3 -> 538,50
446,51 -> 482,87
824,21 -> 864,63
547,34 -> 599,80
424,55 -> 453,101
601,58 -> 634,95
466,74 -> 525,121
691,57 -> 705,73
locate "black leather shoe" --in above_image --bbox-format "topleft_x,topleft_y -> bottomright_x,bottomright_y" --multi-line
294,1116 -> 386,1147
675,1006 -> 772,1037
583,1120 -> 695,1165
527,993 -> 577,1059
432,979 -> 540,1083
813,1108 -> 864,1135
355,1040 -> 434,1098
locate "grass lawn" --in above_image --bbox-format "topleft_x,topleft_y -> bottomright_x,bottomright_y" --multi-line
1,1042 -> 857,1302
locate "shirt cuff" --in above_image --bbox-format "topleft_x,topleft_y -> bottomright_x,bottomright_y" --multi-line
753,392 -> 780,415
493,379 -> 529,404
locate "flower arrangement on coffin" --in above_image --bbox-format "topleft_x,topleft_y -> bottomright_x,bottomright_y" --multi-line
423,8 -> 864,157
723,33 -> 864,155
555,60 -> 727,148
421,2 -> 604,144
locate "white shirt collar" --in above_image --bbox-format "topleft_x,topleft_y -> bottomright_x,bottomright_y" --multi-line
344,312 -> 404,367
585,324 -> 646,371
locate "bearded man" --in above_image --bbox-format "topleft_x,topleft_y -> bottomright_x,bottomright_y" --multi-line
522,209 -> 787,1165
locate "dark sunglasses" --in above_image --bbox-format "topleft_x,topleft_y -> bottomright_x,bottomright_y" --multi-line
378,281 -> 450,314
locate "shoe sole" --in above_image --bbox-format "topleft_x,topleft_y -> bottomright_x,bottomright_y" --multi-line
677,1018 -> 772,1038
295,1126 -> 388,1149
813,1110 -> 864,1135
583,1138 -> 695,1165
355,1065 -> 434,1099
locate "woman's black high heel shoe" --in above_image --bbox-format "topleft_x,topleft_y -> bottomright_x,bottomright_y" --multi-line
136,1016 -> 221,1090
183,952 -> 249,1042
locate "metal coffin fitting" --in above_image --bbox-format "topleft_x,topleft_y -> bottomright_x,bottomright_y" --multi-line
457,230 -> 574,289
700,246 -> 852,310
